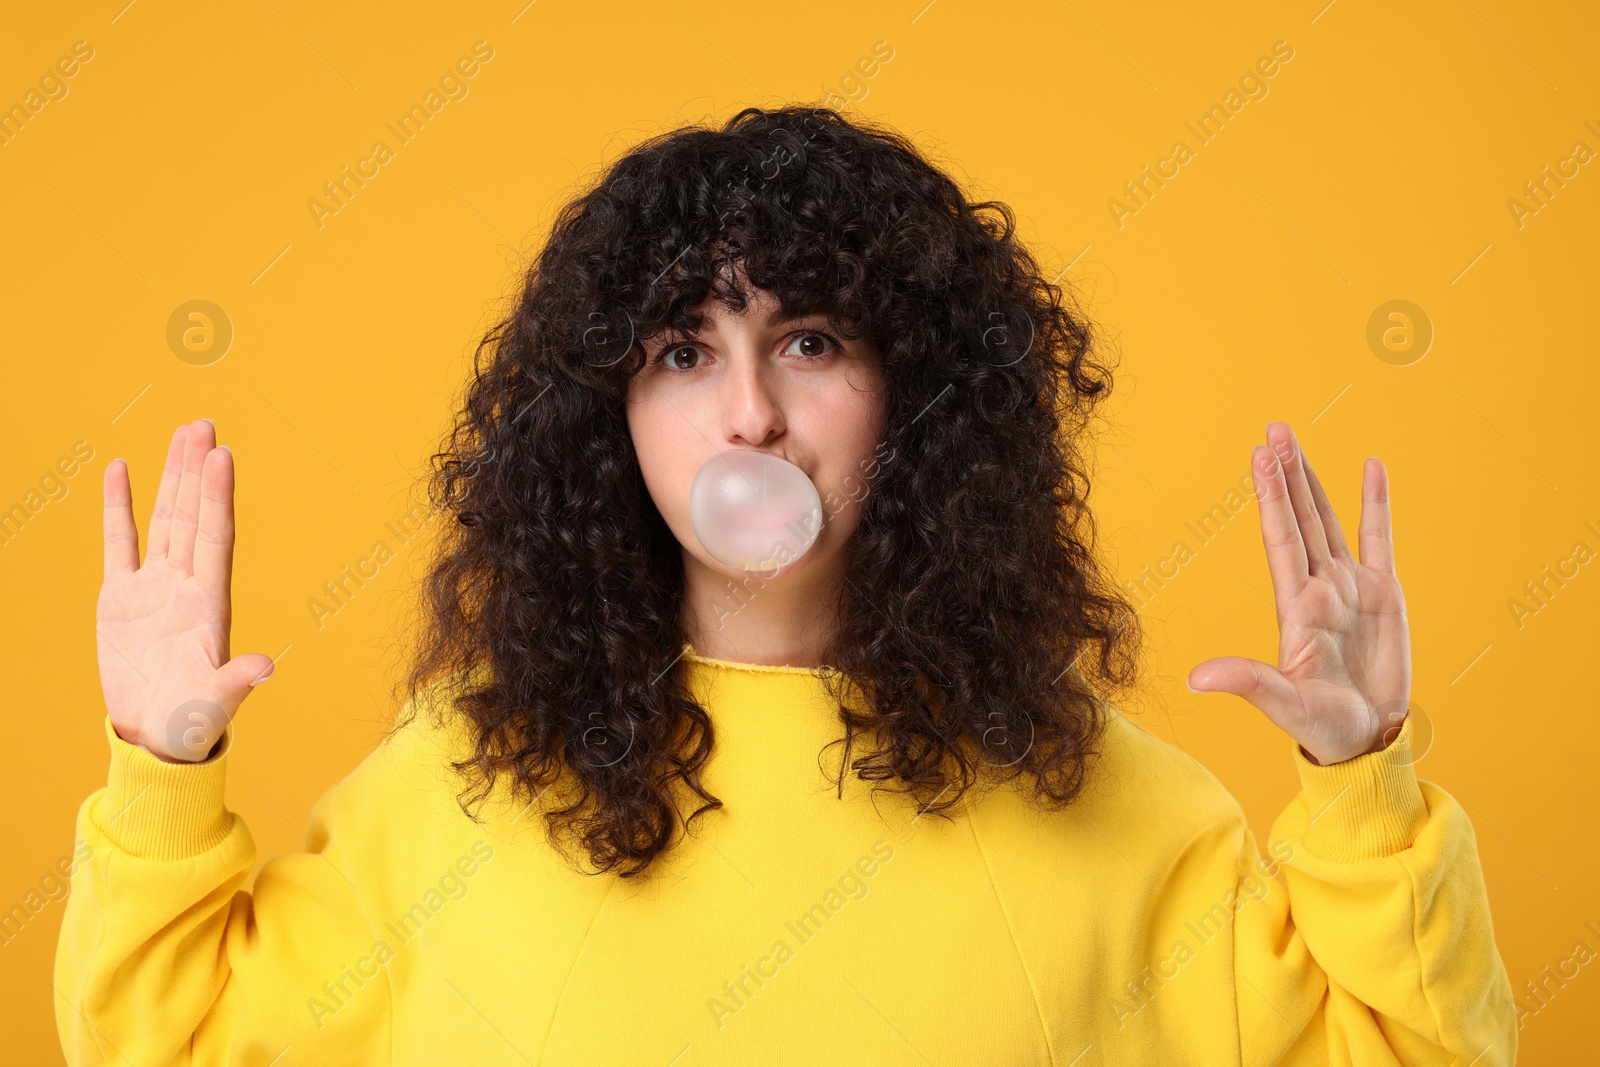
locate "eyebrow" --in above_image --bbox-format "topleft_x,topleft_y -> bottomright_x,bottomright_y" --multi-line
649,308 -> 836,345
766,307 -> 830,326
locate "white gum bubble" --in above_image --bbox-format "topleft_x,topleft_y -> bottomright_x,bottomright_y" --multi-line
688,448 -> 823,574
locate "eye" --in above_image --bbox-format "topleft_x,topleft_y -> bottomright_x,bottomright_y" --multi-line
785,330 -> 842,361
650,342 -> 702,372
646,329 -> 845,374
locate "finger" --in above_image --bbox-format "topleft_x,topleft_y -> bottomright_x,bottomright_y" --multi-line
1267,422 -> 1331,572
1301,453 -> 1352,563
168,418 -> 216,575
1251,443 -> 1310,600
1359,457 -> 1395,573
217,651 -> 277,695
145,424 -> 188,561
194,445 -> 235,605
1186,655 -> 1305,736
103,458 -> 140,576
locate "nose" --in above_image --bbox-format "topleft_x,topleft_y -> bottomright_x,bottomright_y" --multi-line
719,341 -> 785,447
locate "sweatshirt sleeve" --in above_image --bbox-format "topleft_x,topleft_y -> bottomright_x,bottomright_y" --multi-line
53,714 -> 392,1066
1223,711 -> 1519,1066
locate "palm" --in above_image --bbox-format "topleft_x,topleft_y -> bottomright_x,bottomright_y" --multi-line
1189,422 -> 1412,766
98,420 -> 274,762
98,562 -> 228,743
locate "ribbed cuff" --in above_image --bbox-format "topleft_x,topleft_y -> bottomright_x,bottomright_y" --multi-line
96,713 -> 237,861
1292,711 -> 1428,863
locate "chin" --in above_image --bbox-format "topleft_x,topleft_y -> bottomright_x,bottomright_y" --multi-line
691,538 -> 832,583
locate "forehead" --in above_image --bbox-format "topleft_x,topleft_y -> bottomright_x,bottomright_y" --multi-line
650,288 -> 830,338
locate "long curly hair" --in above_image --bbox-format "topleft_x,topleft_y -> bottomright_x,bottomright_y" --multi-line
391,103 -> 1143,879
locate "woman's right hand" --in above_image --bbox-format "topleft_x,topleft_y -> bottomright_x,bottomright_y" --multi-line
98,418 -> 277,764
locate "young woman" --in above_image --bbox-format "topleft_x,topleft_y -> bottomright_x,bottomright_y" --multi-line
56,106 -> 1515,1064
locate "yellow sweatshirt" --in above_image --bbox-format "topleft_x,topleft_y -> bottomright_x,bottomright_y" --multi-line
55,647 -> 1517,1065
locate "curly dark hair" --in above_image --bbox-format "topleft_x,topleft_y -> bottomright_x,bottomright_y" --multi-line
390,102 -> 1143,879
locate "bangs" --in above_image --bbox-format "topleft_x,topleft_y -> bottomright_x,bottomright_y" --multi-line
561,107 -> 886,374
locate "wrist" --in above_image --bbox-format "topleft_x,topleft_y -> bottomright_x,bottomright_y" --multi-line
1290,710 -> 1427,861
1298,711 -> 1410,767
150,735 -> 226,764
110,720 -> 225,764
1365,712 -> 1409,756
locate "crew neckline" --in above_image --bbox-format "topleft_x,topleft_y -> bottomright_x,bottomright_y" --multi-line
680,642 -> 839,677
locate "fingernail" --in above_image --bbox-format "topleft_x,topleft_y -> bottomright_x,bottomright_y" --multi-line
250,665 -> 275,685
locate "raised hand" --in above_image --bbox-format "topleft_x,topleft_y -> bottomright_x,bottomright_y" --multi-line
98,419 -> 276,764
1186,421 -> 1411,767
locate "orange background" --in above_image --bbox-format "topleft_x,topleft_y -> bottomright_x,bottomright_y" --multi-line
2,0 -> 1595,1061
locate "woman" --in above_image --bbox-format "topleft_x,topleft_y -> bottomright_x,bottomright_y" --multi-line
56,105 -> 1516,1064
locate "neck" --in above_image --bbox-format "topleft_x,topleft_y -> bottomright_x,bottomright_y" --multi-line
678,548 -> 846,669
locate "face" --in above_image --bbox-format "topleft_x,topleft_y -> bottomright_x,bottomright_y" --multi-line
625,283 -> 889,586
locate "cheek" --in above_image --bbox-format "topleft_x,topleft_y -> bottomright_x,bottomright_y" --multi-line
627,390 -> 696,520
813,382 -> 889,517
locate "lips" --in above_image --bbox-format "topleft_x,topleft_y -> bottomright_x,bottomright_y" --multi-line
729,448 -> 798,471
710,453 -> 815,494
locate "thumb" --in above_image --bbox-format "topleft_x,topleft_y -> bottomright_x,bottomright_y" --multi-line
159,655 -> 276,763
218,653 -> 278,697
1187,656 -> 1303,734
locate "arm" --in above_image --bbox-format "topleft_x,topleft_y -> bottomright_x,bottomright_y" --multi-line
58,420 -> 390,1061
1184,423 -> 1516,1062
55,714 -> 392,1065
1228,711 -> 1516,1066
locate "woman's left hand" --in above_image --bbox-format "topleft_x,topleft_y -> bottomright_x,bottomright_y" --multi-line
1186,421 -> 1412,766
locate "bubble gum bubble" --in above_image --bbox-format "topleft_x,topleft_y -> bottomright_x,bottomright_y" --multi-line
689,448 -> 822,573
